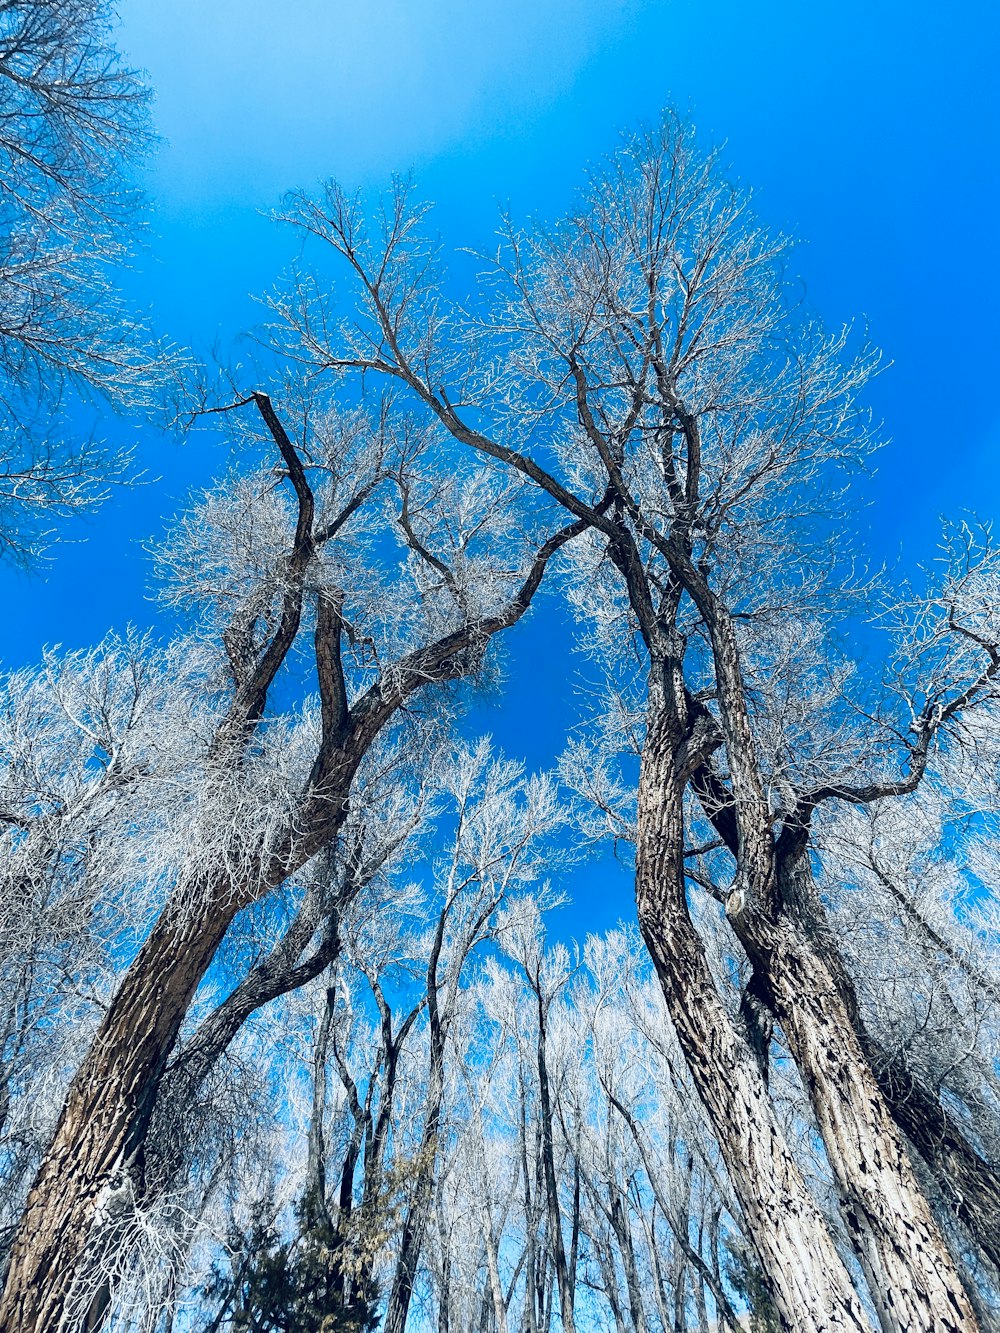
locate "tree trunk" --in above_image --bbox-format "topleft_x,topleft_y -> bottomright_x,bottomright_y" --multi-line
306,983 -> 337,1220
534,992 -> 576,1333
482,1208 -> 511,1333
755,855 -> 980,1333
517,1064 -> 541,1333
670,1156 -> 692,1333
437,1215 -> 452,1333
636,712 -> 872,1333
383,920 -> 449,1333
689,743 -> 987,1328
864,1038 -> 1000,1276
381,1092 -> 443,1333
0,882 -> 239,1333
592,1230 -> 630,1333
607,1192 -> 647,1333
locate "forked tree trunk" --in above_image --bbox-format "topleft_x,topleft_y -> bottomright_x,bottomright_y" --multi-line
686,566 -> 983,1327
635,715 -> 872,1333
693,761 -> 1000,1289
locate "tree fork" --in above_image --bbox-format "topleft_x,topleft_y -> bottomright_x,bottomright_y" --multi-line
635,714 -> 872,1333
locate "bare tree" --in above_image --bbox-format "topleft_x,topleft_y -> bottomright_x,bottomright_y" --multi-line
816,787 -> 1000,1321
6,107 -> 1000,1333
0,0 -> 159,563
150,750 -> 576,1333
382,744 -> 564,1333
570,927 -> 747,1333
113,880 -> 761,1332
0,631 -> 177,1258
0,384 -> 583,1331
497,901 -> 580,1333
267,117 -> 1000,1329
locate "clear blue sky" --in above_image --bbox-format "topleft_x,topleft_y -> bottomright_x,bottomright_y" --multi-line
4,0 -> 999,929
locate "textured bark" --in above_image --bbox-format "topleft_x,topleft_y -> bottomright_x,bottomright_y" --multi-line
636,707 -> 873,1333
739,848 -> 982,1333
676,563 -> 975,1322
300,129 -> 998,1329
143,895 -> 343,1198
641,560 -> 983,1329
693,753 -> 1000,1291
864,1040 -> 1000,1277
0,882 -> 238,1332
764,920 -> 979,1333
0,784 -> 361,1333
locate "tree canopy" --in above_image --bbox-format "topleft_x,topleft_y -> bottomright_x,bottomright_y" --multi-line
0,32 -> 997,1333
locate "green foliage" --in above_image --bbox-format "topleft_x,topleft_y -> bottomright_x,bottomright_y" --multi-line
201,1190 -> 379,1333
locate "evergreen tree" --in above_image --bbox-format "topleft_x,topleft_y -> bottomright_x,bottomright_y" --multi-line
204,1192 -> 379,1333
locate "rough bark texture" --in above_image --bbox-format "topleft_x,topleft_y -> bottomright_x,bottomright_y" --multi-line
0,884 -> 238,1332
764,918 -> 980,1333
740,847 -> 983,1333
863,1040 -> 1000,1277
692,754 -> 1000,1296
635,705 -> 873,1333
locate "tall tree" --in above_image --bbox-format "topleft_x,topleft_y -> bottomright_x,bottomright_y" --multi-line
382,745 -> 563,1333
271,118 -> 999,1328
0,0 -> 154,562
0,390 -> 582,1332
5,110 -> 999,1333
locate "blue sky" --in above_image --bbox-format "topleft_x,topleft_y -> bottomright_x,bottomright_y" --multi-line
4,0 -> 999,929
